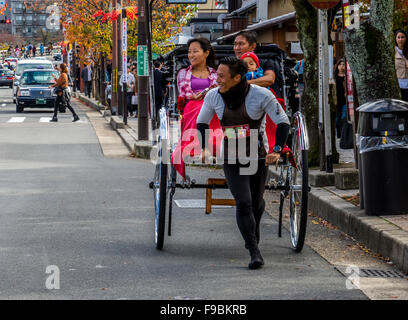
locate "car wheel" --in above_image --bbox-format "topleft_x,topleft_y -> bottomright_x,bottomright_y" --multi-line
16,104 -> 23,113
9,85 -> 12,88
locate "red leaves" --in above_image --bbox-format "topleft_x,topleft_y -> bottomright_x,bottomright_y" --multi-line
92,9 -> 104,18
92,9 -> 122,23
127,7 -> 138,21
110,10 -> 118,21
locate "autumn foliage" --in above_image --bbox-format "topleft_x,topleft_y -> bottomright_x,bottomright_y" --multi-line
55,0 -> 197,64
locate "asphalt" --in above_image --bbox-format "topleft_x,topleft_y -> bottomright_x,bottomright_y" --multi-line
0,89 -> 370,299
73,92 -> 408,277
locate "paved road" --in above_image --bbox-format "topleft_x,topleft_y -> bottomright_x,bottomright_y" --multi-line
0,87 -> 368,299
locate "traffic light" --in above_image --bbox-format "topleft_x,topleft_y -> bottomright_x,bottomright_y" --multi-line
5,19 -> 10,24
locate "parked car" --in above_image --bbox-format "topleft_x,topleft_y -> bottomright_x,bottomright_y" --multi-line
53,53 -> 62,61
0,69 -> 14,87
13,59 -> 54,103
16,69 -> 60,113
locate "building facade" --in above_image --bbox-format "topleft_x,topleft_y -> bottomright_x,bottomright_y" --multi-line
10,0 -> 60,41
218,0 -> 300,57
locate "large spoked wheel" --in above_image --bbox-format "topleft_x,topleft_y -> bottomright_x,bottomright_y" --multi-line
288,116 -> 309,253
153,136 -> 168,250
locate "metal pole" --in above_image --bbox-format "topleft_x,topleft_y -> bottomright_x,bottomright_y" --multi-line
318,10 -> 325,171
122,9 -> 128,125
137,0 -> 149,140
319,9 -> 333,173
72,41 -> 76,92
111,0 -> 118,115
148,0 -> 156,131
117,0 -> 123,117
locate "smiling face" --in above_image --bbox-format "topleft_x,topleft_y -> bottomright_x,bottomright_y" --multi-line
243,56 -> 258,72
234,35 -> 256,59
217,64 -> 242,93
188,41 -> 209,68
396,32 -> 407,49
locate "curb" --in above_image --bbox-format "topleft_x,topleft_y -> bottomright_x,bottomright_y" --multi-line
73,92 -> 153,159
75,91 -> 408,273
269,167 -> 408,274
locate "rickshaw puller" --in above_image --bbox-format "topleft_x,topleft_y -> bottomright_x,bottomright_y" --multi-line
197,57 -> 290,270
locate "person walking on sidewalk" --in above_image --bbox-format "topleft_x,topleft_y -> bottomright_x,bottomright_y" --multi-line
81,63 -> 93,98
395,30 -> 408,102
197,57 -> 290,269
49,63 -> 80,122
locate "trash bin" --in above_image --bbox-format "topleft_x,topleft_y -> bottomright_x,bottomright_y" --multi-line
357,99 -> 408,216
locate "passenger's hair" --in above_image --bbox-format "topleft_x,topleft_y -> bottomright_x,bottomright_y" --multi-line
395,29 -> 408,59
219,56 -> 248,78
59,63 -> 68,74
187,37 -> 216,69
235,31 -> 258,46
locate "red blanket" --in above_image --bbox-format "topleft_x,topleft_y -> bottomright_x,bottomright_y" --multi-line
172,96 -> 295,179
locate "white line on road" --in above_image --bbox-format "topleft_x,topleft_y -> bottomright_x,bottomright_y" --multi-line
39,117 -> 52,122
7,117 -> 26,123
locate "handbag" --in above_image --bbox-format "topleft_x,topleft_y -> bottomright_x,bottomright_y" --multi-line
131,95 -> 138,105
340,120 -> 354,149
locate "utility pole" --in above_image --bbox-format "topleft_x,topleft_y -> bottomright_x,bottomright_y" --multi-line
117,0 -> 123,116
111,0 -> 118,115
137,0 -> 149,140
318,9 -> 333,173
122,8 -> 128,125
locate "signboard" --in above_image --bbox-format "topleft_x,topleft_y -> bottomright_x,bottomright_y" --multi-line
122,18 -> 127,83
166,0 -> 206,3
308,0 -> 340,9
137,45 -> 149,77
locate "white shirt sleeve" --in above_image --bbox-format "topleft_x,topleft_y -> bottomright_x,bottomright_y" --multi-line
197,90 -> 217,125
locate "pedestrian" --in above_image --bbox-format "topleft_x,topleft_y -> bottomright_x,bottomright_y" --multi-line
33,45 -> 36,57
105,81 -> 112,108
49,63 -> 80,122
334,58 -> 346,138
81,63 -> 93,98
233,31 -> 280,96
119,66 -> 136,116
395,29 -> 408,102
153,59 -> 167,115
294,58 -> 304,96
131,66 -> 138,117
196,56 -> 290,269
40,44 -> 44,56
171,37 -> 219,178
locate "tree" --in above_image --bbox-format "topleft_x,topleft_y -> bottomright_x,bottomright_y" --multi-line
291,0 -> 341,167
343,0 -> 401,105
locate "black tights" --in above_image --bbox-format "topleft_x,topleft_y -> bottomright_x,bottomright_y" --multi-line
223,159 -> 267,252
53,93 -> 78,118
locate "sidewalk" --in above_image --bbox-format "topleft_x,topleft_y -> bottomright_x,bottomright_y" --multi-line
72,91 -> 154,159
74,91 -> 408,274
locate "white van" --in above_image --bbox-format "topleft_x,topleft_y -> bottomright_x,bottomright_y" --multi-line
13,59 -> 54,103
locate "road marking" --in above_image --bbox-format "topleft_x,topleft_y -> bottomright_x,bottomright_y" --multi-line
1,104 -> 6,107
7,117 -> 25,123
40,117 -> 52,122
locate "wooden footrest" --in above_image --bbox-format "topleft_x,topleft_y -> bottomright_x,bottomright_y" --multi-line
205,178 -> 236,214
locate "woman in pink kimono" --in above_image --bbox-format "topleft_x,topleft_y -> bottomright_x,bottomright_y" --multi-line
173,38 -> 221,178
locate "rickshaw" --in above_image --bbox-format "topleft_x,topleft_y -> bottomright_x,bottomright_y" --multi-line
149,44 -> 310,253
